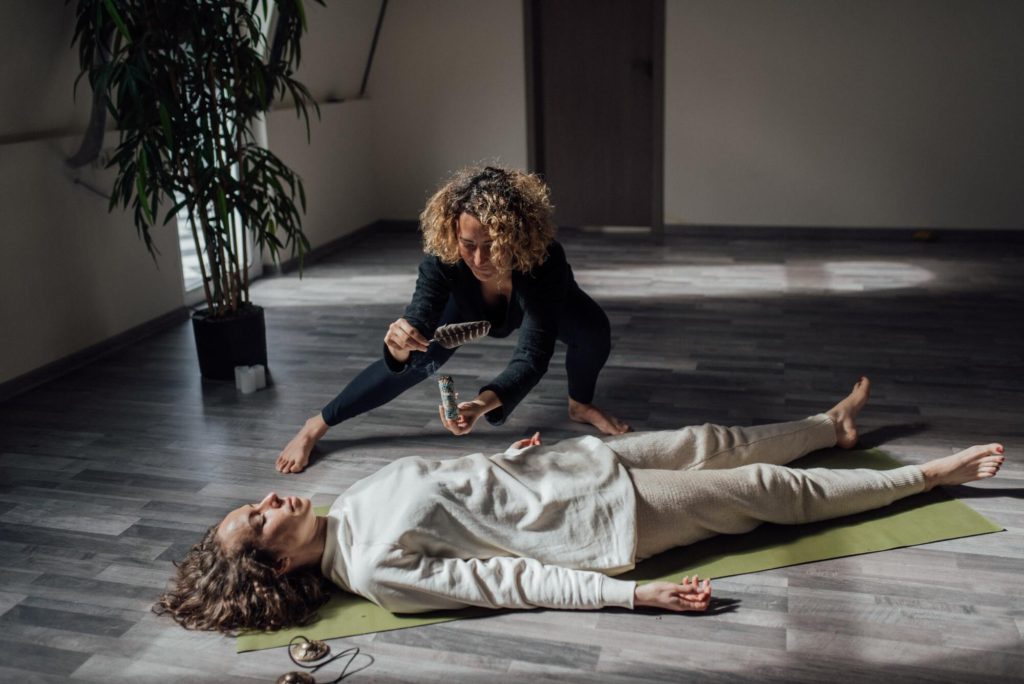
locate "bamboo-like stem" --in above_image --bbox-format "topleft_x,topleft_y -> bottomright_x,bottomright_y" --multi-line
234,11 -> 251,304
191,160 -> 222,315
205,59 -> 233,314
187,208 -> 214,311
168,69 -> 215,314
227,190 -> 240,312
223,122 -> 240,312
217,41 -> 240,315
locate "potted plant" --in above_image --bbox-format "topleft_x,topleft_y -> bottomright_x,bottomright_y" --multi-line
69,0 -> 322,380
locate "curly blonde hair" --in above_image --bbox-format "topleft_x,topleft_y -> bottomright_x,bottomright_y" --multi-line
420,166 -> 557,274
153,526 -> 331,634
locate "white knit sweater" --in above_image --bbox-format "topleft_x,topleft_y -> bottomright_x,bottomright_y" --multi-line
320,435 -> 638,613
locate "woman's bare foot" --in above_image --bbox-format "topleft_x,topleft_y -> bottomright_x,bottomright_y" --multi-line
920,444 -> 1006,490
276,414 -> 329,474
825,376 -> 871,449
568,398 -> 630,435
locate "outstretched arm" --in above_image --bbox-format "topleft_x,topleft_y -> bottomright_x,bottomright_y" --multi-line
367,552 -> 635,613
365,552 -> 711,615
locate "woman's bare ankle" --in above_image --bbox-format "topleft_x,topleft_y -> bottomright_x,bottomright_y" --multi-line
276,415 -> 330,474
825,377 -> 870,449
304,414 -> 330,440
567,399 -> 630,435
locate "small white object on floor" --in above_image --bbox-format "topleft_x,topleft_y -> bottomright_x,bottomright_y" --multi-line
235,364 -> 267,394
252,364 -> 267,389
238,366 -> 257,394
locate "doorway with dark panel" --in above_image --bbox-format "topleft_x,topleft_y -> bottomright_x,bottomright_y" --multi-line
526,0 -> 664,235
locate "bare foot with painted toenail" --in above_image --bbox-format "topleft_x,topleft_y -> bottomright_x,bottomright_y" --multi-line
276,414 -> 329,474
920,443 -> 1006,490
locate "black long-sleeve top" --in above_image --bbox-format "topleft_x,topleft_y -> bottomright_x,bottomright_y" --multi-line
386,241 -> 575,425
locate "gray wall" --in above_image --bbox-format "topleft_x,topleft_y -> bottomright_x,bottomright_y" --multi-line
664,0 -> 1024,228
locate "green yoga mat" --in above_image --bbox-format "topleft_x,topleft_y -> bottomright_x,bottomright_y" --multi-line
237,448 -> 1003,652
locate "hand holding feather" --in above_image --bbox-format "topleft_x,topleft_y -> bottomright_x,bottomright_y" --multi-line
384,318 -> 430,363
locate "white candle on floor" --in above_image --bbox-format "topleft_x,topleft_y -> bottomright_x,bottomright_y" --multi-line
239,367 -> 257,394
234,365 -> 246,390
252,364 -> 267,389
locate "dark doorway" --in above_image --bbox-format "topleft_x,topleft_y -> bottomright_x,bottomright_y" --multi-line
526,0 -> 664,233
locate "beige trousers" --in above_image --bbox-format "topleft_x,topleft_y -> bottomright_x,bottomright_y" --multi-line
603,415 -> 926,560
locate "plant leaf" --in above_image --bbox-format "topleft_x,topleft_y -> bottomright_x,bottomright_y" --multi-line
101,0 -> 131,43
158,103 -> 174,148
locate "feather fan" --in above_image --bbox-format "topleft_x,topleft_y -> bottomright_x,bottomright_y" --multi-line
431,321 -> 492,349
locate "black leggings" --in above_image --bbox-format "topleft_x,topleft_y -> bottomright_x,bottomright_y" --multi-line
321,286 -> 612,426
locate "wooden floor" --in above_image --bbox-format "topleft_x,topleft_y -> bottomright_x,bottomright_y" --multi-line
1,224 -> 1022,683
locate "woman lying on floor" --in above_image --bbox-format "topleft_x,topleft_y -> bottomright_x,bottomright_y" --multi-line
156,378 -> 1005,633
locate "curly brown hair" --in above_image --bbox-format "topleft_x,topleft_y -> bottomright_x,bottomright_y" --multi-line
420,165 -> 557,274
153,525 -> 331,634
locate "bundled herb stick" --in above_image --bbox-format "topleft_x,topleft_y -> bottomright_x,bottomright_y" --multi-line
438,375 -> 460,421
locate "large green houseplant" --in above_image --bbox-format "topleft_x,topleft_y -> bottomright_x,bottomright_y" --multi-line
70,0 -> 322,379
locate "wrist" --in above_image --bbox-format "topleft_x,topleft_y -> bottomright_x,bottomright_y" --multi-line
474,390 -> 502,412
633,584 -> 652,608
388,346 -> 410,363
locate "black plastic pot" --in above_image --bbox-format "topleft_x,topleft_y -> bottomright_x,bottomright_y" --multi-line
191,304 -> 268,381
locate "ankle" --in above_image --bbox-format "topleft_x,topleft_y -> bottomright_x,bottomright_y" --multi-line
303,414 -> 330,440
568,401 -> 593,417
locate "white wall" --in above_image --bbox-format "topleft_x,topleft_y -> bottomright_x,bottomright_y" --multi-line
0,2 -> 93,141
0,3 -> 185,386
293,0 -> 383,102
368,0 -> 529,219
0,135 -> 185,385
260,0 -> 382,264
265,100 -> 379,260
664,0 -> 1024,228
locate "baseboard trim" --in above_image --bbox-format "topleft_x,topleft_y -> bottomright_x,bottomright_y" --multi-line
662,223 -> 1024,242
0,306 -> 191,403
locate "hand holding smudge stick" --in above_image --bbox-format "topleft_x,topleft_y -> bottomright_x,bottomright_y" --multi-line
432,321 -> 490,432
437,375 -> 460,421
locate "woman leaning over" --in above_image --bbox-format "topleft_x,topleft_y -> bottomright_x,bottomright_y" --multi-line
276,166 -> 629,473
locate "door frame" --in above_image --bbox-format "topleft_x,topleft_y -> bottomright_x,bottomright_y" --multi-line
523,0 -> 665,239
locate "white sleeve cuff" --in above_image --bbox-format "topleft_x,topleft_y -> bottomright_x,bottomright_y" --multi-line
600,577 -> 636,609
